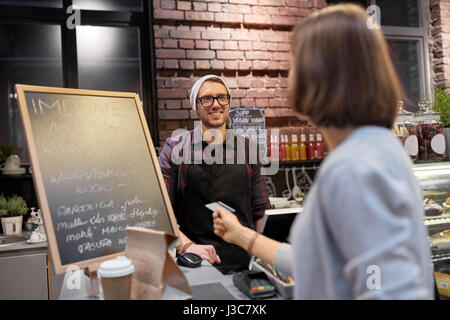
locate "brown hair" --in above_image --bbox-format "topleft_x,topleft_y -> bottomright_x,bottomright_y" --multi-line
290,3 -> 403,129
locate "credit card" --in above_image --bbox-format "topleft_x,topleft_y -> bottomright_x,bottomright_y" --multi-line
205,201 -> 235,213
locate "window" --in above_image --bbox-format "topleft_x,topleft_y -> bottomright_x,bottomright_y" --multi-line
0,24 -> 63,162
0,1 -> 157,164
327,0 -> 430,112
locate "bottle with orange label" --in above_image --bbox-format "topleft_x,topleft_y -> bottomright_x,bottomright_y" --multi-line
299,133 -> 307,160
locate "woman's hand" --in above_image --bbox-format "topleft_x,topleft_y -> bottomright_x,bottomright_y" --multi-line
185,244 -> 221,264
212,206 -> 245,245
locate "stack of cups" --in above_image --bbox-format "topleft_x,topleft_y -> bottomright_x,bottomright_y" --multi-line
98,256 -> 135,300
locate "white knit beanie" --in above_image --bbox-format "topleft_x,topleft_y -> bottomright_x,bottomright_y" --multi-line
190,75 -> 231,112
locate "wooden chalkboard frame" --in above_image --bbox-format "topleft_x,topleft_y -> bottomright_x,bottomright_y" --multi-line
15,84 -> 179,275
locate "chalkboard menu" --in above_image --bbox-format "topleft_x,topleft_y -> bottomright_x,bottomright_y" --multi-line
227,108 -> 267,159
15,85 -> 178,274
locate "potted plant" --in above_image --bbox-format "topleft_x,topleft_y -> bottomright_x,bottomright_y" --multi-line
431,88 -> 450,159
0,194 -> 28,235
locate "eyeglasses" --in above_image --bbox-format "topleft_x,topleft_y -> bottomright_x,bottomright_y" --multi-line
197,94 -> 230,108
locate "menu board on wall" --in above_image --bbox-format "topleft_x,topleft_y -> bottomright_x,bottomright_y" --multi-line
15,85 -> 178,274
227,107 -> 267,159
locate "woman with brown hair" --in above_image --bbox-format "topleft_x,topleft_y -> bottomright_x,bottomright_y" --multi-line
212,3 -> 434,299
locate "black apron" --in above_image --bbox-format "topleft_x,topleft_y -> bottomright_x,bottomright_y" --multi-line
178,138 -> 254,274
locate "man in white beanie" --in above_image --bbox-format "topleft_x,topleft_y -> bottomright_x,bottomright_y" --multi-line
158,75 -> 270,274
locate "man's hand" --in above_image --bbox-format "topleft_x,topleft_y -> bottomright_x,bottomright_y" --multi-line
212,206 -> 245,245
186,244 -> 221,264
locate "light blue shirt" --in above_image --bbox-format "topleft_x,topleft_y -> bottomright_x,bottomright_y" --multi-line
275,126 -> 434,299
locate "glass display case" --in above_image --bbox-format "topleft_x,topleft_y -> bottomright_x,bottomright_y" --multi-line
413,162 -> 450,296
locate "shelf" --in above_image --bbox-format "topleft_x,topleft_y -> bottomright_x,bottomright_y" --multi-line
264,159 -> 323,168
0,174 -> 32,180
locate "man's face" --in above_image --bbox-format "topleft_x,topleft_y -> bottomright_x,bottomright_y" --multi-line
196,81 -> 230,129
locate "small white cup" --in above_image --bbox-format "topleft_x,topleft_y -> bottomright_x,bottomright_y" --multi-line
0,155 -> 21,170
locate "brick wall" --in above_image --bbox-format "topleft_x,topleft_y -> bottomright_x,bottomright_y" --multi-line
431,0 -> 450,89
153,0 -> 327,146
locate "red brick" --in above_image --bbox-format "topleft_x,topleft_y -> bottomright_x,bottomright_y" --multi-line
215,13 -> 243,24
208,2 -> 222,12
230,31 -> 254,41
222,4 -> 241,13
217,50 -> 244,59
195,40 -> 209,49
264,108 -> 297,117
278,43 -> 291,51
230,98 -> 241,108
156,49 -> 185,59
246,88 -> 275,98
159,110 -> 190,120
165,99 -> 182,109
265,42 -> 278,51
158,88 -> 188,99
237,78 -> 252,88
238,41 -> 252,50
162,39 -> 178,48
179,40 -> 195,49
275,88 -> 290,97
210,59 -> 225,69
196,60 -> 211,69
172,78 -> 193,89
259,0 -> 284,6
210,40 -> 224,50
246,51 -> 272,60
229,0 -> 257,4
252,79 -> 265,88
241,98 -> 255,107
238,60 -> 253,70
260,32 -> 285,42
177,1 -> 191,11
185,11 -> 215,22
252,41 -> 265,50
255,98 -> 269,107
156,59 -> 163,68
163,59 -> 179,69
270,98 -> 291,108
187,50 -> 215,59
272,15 -> 299,26
161,0 -> 176,10
224,60 -> 238,70
154,38 -> 162,48
229,89 -> 246,98
224,40 -> 238,50
193,2 -> 207,11
202,30 -> 230,40
153,0 -> 160,9
154,9 -> 184,20
180,60 -> 195,70
170,29 -> 201,39
264,78 -> 280,88
154,26 -> 170,39
244,14 -> 271,25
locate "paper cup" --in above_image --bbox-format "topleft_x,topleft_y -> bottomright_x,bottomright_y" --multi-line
98,256 -> 135,300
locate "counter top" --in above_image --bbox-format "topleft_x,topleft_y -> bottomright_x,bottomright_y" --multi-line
0,232 -> 47,254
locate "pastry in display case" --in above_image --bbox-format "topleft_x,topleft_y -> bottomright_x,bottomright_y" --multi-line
413,162 -> 450,298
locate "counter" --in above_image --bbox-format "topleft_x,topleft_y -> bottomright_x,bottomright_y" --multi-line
58,257 -> 283,300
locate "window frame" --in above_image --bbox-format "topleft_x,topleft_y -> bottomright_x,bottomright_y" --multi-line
0,0 -> 159,143
380,0 -> 431,102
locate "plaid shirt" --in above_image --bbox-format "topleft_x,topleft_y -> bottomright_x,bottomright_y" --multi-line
158,126 -> 270,223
